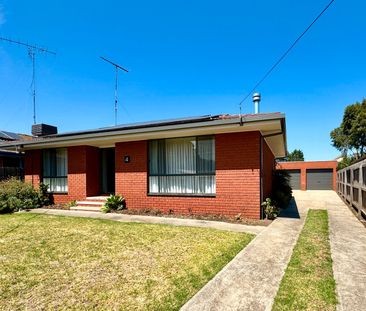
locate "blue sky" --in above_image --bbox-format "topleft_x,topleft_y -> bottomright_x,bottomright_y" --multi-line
0,0 -> 365,160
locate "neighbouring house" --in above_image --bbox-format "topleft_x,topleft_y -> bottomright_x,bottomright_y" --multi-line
276,160 -> 337,191
0,113 -> 287,219
0,130 -> 31,180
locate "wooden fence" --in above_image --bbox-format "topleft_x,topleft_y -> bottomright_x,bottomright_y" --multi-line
337,158 -> 366,220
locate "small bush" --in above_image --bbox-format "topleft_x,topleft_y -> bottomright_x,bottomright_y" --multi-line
272,170 -> 292,209
67,200 -> 77,208
101,204 -> 111,213
102,194 -> 126,213
261,198 -> 280,220
0,178 -> 43,214
38,183 -> 51,206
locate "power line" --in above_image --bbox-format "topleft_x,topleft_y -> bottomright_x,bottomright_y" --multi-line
238,0 -> 336,108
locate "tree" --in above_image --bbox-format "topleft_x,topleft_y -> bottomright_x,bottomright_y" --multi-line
330,99 -> 366,159
285,149 -> 304,161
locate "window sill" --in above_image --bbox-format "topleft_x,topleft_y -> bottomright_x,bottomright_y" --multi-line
47,192 -> 68,195
148,192 -> 216,198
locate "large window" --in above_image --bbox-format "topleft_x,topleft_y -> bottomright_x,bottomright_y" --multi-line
149,136 -> 215,195
42,148 -> 68,193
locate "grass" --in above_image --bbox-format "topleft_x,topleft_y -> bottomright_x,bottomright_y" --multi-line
0,213 -> 253,310
273,209 -> 337,311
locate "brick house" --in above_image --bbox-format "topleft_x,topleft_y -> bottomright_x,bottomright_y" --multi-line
0,113 -> 287,219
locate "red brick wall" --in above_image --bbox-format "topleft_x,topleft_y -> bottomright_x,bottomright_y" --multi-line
276,161 -> 337,190
24,149 -> 41,188
115,132 -> 263,219
262,139 -> 275,200
23,131 -> 272,218
86,146 -> 100,197
24,146 -> 100,203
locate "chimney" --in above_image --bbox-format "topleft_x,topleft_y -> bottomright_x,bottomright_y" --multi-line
253,93 -> 261,114
31,124 -> 58,137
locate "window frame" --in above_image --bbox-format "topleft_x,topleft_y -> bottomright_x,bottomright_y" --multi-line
42,148 -> 68,194
148,135 -> 216,197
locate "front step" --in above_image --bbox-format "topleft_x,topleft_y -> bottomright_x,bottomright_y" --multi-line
71,195 -> 109,212
70,205 -> 102,212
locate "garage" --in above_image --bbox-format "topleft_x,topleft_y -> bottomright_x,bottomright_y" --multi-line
286,169 -> 301,190
306,169 -> 333,190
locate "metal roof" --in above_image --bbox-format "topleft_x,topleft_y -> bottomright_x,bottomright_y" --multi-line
0,113 -> 287,157
45,115 -> 218,138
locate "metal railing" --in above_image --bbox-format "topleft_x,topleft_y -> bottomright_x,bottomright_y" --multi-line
337,158 -> 366,220
0,167 -> 24,181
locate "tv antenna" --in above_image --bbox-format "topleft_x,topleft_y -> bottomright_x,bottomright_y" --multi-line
100,56 -> 128,126
0,37 -> 56,124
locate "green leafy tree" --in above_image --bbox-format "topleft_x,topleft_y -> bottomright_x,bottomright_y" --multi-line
330,99 -> 366,159
285,149 -> 304,161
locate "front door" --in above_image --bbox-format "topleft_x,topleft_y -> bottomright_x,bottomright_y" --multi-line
100,148 -> 115,194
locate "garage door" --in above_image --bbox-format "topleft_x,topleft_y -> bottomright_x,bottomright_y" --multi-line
306,169 -> 333,190
285,169 -> 301,190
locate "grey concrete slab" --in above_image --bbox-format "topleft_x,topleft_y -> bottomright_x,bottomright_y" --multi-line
293,190 -> 366,311
26,209 -> 265,235
181,198 -> 308,311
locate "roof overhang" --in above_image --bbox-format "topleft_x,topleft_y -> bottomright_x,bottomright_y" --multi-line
0,114 -> 287,158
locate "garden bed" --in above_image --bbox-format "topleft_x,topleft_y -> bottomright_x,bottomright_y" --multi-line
43,204 -> 271,226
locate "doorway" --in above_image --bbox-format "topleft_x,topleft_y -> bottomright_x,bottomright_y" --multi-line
100,148 -> 115,194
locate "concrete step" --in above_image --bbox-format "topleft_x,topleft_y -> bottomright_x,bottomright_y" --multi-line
70,205 -> 102,212
76,201 -> 105,206
85,196 -> 109,201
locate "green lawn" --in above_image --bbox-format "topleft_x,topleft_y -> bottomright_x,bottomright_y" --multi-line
0,213 -> 253,310
273,209 -> 337,311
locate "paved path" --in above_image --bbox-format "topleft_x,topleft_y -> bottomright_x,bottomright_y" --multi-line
181,197 -> 308,311
27,209 -> 265,235
293,190 -> 366,311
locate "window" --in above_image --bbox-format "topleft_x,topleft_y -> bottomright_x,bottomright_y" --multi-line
42,148 -> 68,193
149,136 -> 215,195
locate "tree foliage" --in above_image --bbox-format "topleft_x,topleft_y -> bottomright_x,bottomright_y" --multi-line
330,99 -> 366,159
285,149 -> 304,161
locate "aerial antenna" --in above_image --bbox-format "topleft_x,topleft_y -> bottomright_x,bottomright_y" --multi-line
100,56 -> 128,126
0,37 -> 56,124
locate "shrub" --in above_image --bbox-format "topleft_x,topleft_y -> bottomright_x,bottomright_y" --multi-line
38,183 -> 51,206
0,178 -> 42,214
272,170 -> 292,209
102,194 -> 126,213
261,198 -> 280,220
101,204 -> 111,213
67,200 -> 77,208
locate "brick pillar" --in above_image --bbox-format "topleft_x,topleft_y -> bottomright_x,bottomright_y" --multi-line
301,168 -> 307,191
24,150 -> 41,188
68,146 -> 100,200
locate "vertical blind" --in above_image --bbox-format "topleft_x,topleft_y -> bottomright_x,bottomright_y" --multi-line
149,136 -> 215,194
43,148 -> 68,192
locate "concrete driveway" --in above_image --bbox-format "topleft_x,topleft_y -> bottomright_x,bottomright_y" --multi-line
182,190 -> 366,311
181,193 -> 308,311
293,190 -> 366,311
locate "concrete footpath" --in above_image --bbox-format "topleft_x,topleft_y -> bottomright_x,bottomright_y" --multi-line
294,190 -> 366,311
28,208 -> 265,235
181,198 -> 307,311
